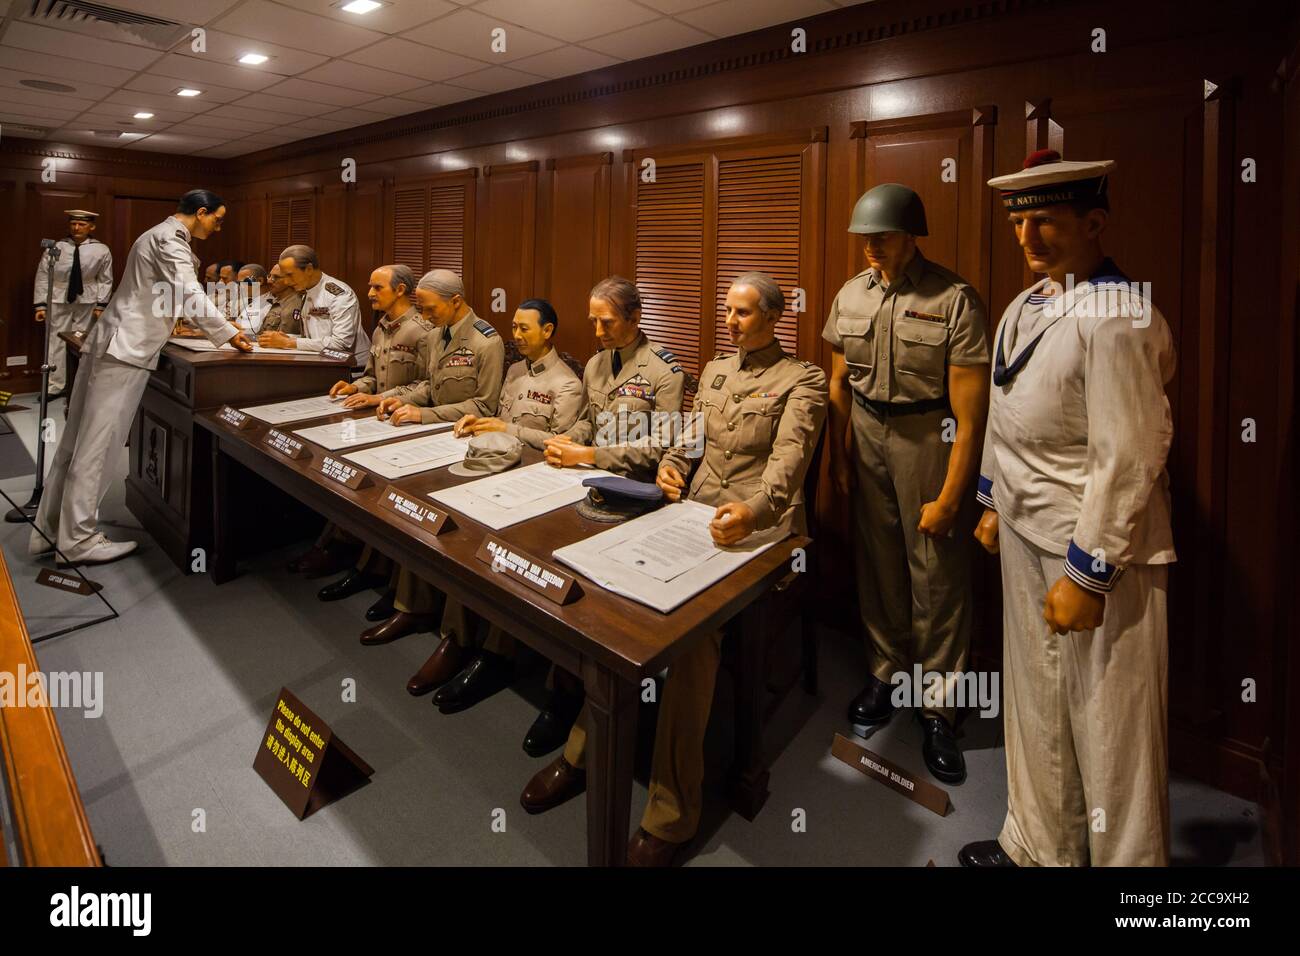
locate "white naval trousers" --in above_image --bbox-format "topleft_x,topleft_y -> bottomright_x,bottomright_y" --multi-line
996,519 -> 1171,867
34,346 -> 150,555
41,302 -> 96,392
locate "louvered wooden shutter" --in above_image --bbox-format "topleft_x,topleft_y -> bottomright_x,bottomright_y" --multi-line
289,197 -> 313,246
714,155 -> 802,357
635,162 -> 705,380
268,199 -> 290,262
392,186 -> 426,273
427,184 -> 465,275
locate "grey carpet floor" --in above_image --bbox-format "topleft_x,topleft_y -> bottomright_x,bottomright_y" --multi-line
0,394 -> 1265,866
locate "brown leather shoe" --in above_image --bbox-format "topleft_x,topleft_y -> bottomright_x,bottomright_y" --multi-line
405,637 -> 467,695
626,828 -> 682,867
520,755 -> 586,814
359,611 -> 434,647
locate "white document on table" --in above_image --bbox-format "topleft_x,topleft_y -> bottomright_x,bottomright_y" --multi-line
343,432 -> 470,479
239,395 -> 346,424
553,500 -> 784,613
168,338 -> 302,354
293,417 -> 451,451
429,461 -> 613,530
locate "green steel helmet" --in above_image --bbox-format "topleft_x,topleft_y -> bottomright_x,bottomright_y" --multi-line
848,183 -> 928,237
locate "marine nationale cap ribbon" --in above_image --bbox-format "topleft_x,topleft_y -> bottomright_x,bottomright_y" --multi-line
987,149 -> 1115,211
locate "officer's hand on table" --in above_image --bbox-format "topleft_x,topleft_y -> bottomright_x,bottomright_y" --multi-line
918,499 -> 958,537
544,436 -> 594,468
259,330 -> 294,349
1043,577 -> 1105,634
453,414 -> 477,437
974,509 -> 999,554
387,403 -> 424,426
342,392 -> 381,409
657,463 -> 686,502
330,380 -> 357,398
710,502 -> 756,546
376,396 -> 404,420
226,331 -> 254,352
34,308 -> 46,323
468,417 -> 507,435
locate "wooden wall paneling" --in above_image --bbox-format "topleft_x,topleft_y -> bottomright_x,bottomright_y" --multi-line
347,179 -> 386,305
542,153 -> 612,362
0,179 -> 21,384
797,137 -> 827,362
479,161 -> 538,331
316,184 -> 348,285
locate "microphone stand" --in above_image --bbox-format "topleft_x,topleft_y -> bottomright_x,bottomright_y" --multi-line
5,239 -> 60,522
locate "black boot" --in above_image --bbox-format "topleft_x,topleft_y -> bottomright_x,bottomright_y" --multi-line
433,652 -> 514,714
522,689 -> 584,757
958,840 -> 1017,867
316,568 -> 382,602
847,673 -> 896,726
920,713 -> 966,784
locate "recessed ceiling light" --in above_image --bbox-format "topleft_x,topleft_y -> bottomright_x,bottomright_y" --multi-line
176,88 -> 202,97
339,0 -> 383,14
133,111 -> 154,119
239,53 -> 269,65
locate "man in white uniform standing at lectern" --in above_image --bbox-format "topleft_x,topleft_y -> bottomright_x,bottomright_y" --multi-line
30,189 -> 252,567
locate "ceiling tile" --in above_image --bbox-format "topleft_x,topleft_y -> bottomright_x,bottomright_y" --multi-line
147,52 -> 283,92
206,102 -> 306,125
194,141 -> 261,158
211,1 -> 386,57
0,47 -> 137,87
0,112 -> 61,132
676,0 -> 838,38
353,96 -> 434,117
274,0 -> 460,33
344,37 -> 485,82
167,31 -> 330,77
129,132 -> 227,153
49,127 -> 153,148
582,18 -> 713,59
405,9 -> 564,64
259,78 -> 376,108
2,22 -> 162,72
444,65 -> 547,94
475,0 -> 659,42
101,0 -> 245,22
289,116 -> 358,133
71,104 -> 198,125
0,100 -> 80,123
633,0 -> 720,11
102,89 -> 209,114
125,73 -> 249,103
0,85 -> 98,114
168,114 -> 275,135
508,45 -> 621,79
298,60 -> 426,96
319,106 -> 391,126
0,67 -> 117,103
397,82 -> 483,106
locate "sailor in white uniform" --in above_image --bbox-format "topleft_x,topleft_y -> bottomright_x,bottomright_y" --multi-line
958,151 -> 1176,868
258,244 -> 370,369
33,209 -> 114,397
30,189 -> 252,566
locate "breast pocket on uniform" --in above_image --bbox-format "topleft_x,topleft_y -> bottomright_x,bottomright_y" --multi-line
437,368 -> 478,404
894,318 -> 948,387
737,397 -> 782,452
388,351 -> 421,389
836,313 -> 876,376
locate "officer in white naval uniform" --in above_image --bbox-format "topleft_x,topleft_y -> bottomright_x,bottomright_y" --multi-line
30,190 -> 252,566
33,209 -> 114,396
959,151 -> 1176,868
258,244 -> 370,369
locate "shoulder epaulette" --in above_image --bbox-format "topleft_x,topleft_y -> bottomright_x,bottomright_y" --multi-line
174,230 -> 188,242
473,317 -> 498,338
324,281 -> 345,296
652,345 -> 683,374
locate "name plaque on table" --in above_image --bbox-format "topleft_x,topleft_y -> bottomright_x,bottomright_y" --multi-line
217,405 -> 254,429
320,347 -> 353,363
475,536 -> 578,606
264,428 -> 311,461
380,484 -> 451,535
319,455 -> 369,490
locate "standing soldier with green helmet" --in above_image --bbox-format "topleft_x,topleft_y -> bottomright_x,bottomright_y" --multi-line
824,183 -> 991,783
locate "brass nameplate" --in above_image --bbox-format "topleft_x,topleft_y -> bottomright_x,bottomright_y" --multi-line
319,456 -> 369,490
264,429 -> 310,461
379,484 -> 451,535
475,537 -> 578,605
217,405 -> 254,430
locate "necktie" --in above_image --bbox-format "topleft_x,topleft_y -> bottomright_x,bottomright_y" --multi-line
66,242 -> 84,304
442,326 -> 452,346
611,349 -> 622,377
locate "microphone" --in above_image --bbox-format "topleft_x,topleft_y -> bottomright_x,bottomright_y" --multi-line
40,238 -> 61,259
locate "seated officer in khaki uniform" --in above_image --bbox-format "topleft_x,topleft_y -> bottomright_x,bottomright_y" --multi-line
825,184 -> 990,784
358,270 -> 504,649
311,265 -> 437,615
258,263 -> 305,336
405,297 -> 584,709
522,274 -> 826,868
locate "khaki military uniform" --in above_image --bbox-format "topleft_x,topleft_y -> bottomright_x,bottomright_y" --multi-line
563,340 -> 828,843
389,310 -> 505,622
567,332 -> 686,479
258,290 -> 304,335
497,351 -> 584,450
823,251 -> 989,723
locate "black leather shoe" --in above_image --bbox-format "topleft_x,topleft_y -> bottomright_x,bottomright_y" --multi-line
847,674 -> 896,726
522,690 -> 583,758
920,714 -> 966,784
316,569 -> 382,602
433,652 -> 514,714
958,840 -> 1017,867
365,591 -> 396,622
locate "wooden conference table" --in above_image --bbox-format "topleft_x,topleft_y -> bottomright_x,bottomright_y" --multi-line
198,401 -> 810,866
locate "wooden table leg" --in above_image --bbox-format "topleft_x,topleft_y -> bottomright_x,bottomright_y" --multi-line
728,596 -> 771,820
210,440 -> 236,585
582,661 -> 637,866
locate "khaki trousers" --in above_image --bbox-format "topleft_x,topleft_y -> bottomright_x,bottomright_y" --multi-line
997,520 -> 1170,867
849,401 -> 971,721
35,348 -> 150,554
563,631 -> 723,844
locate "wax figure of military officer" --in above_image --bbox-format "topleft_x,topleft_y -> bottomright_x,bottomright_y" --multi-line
335,270 -> 506,651
404,298 -> 584,712
33,209 -> 114,398
29,190 -> 252,566
824,184 -> 990,784
257,263 -> 305,336
259,244 -> 371,369
522,273 -> 827,866
959,151 -> 1176,868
